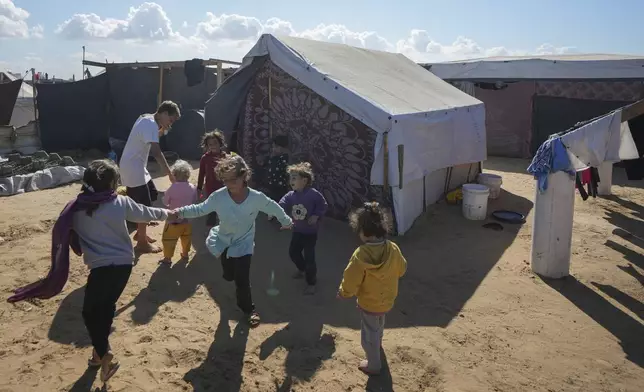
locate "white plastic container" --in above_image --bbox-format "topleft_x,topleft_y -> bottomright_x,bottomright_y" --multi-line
462,184 -> 490,220
478,173 -> 503,199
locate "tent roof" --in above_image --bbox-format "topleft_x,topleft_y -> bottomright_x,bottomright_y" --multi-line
245,34 -> 481,119
422,54 -> 644,81
1,71 -> 33,99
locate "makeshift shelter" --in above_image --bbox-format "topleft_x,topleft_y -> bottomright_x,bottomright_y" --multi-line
34,58 -> 239,154
0,71 -> 36,128
206,34 -> 486,234
422,55 -> 644,158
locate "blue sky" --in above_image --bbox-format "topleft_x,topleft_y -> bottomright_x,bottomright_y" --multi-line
2,0 -> 643,79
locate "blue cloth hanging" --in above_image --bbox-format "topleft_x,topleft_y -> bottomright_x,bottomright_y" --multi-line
527,136 -> 573,193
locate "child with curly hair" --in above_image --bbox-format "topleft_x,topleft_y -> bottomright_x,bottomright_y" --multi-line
169,154 -> 292,327
197,130 -> 228,227
337,202 -> 407,376
161,160 -> 197,264
279,162 -> 327,294
9,159 -> 170,383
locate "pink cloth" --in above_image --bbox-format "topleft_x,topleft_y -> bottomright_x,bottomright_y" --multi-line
163,182 -> 197,223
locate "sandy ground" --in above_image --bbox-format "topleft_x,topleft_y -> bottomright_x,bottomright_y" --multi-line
0,157 -> 642,392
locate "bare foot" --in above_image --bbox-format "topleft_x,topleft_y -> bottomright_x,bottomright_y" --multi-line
100,352 -> 120,382
135,243 -> 162,254
358,360 -> 380,376
132,232 -> 157,244
88,349 -> 101,368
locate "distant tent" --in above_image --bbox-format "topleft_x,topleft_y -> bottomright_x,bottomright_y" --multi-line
0,71 -> 36,128
205,34 -> 486,234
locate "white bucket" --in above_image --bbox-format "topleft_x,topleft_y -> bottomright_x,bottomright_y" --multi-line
462,184 -> 490,220
478,173 -> 503,199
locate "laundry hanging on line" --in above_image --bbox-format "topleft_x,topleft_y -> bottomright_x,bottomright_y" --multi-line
575,167 -> 600,201
184,58 -> 205,87
527,135 -> 574,193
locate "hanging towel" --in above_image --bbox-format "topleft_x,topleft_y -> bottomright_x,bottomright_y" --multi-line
7,190 -> 117,303
527,136 -> 573,193
184,58 -> 205,87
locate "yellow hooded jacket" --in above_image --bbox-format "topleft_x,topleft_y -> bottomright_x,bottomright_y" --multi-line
338,240 -> 407,314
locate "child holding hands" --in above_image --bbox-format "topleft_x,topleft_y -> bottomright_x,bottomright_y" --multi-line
169,154 -> 292,327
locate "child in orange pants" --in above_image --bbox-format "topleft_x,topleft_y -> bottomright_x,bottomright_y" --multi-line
161,160 -> 197,263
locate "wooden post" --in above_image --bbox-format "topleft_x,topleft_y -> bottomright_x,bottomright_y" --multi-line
397,144 -> 404,189
216,61 -> 223,88
268,73 -> 272,139
31,68 -> 40,141
383,132 -> 389,189
530,171 -> 576,278
157,66 -> 164,106
597,162 -> 613,196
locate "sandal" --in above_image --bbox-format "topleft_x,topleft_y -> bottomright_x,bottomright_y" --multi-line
88,353 -> 101,368
100,353 -> 120,383
247,312 -> 261,328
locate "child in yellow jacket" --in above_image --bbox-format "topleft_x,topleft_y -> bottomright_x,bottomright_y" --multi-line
337,201 -> 407,376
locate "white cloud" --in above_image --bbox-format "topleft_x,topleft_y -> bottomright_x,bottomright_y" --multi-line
3,2 -> 575,78
0,0 -> 42,38
56,2 -> 179,41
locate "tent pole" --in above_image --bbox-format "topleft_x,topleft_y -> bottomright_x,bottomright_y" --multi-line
217,61 -> 223,88
31,68 -> 40,143
157,66 -> 164,106
383,132 -> 389,190
397,144 -> 404,189
268,73 -> 272,140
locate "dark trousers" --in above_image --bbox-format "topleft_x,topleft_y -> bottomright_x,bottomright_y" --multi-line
206,212 -> 218,227
82,265 -> 132,358
289,232 -> 318,285
221,250 -> 255,314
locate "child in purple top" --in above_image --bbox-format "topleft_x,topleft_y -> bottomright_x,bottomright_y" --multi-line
279,162 -> 328,294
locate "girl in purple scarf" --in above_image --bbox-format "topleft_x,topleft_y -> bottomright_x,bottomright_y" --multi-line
8,159 -> 169,383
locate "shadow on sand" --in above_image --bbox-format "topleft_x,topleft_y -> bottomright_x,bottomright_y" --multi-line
542,276 -> 644,368
49,184 -> 534,389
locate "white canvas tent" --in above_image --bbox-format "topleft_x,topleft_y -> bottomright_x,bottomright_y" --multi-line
0,71 -> 36,128
208,35 -> 487,233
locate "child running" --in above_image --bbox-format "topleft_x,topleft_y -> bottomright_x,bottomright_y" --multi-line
279,162 -> 328,294
197,130 -> 227,227
169,154 -> 292,327
337,202 -> 407,376
161,160 -> 197,264
9,159 -> 170,383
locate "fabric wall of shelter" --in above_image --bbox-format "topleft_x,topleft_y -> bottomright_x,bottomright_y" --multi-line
163,110 -> 205,160
107,68 -> 159,140
0,79 -> 22,125
475,82 -> 535,158
240,61 -> 393,223
205,57 -> 268,142
37,74 -> 110,151
536,81 -> 644,102
161,68 -> 218,111
531,96 -> 633,154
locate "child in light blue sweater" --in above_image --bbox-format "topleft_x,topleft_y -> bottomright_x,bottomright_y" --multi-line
170,154 -> 292,327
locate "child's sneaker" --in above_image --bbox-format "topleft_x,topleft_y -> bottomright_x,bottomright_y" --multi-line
292,271 -> 304,279
304,285 -> 316,295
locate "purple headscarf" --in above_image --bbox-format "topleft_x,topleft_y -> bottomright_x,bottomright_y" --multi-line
8,190 -> 117,303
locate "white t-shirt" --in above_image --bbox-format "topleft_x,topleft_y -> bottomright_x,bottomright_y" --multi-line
119,114 -> 159,187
